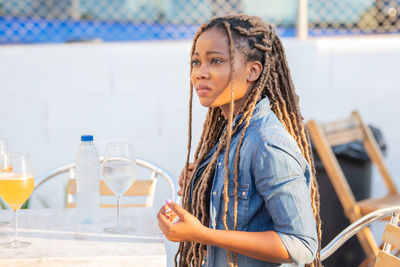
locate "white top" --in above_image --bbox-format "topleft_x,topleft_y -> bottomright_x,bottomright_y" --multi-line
0,208 -> 166,267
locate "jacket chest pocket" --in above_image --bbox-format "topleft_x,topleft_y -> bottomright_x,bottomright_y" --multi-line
219,183 -> 250,230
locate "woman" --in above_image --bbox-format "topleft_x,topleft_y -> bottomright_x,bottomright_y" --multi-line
157,14 -> 321,267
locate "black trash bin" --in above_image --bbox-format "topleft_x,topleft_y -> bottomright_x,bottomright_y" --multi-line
312,125 -> 386,267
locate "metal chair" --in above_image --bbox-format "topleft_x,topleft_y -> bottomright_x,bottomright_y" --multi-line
34,157 -> 176,208
321,206 -> 400,267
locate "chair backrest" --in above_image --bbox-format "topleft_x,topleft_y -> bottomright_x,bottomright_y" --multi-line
375,212 -> 400,267
307,110 -> 397,218
34,157 -> 176,208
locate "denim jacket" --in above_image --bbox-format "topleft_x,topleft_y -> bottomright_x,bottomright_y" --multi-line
191,97 -> 318,266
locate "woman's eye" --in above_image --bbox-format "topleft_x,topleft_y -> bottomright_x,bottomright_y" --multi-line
211,58 -> 222,64
191,60 -> 200,66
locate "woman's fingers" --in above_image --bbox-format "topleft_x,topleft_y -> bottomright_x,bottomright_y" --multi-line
188,163 -> 195,169
157,200 -> 204,243
158,207 -> 173,228
157,214 -> 169,235
166,200 -> 187,219
178,163 -> 195,197
177,189 -> 183,197
158,204 -> 178,222
165,211 -> 178,221
158,211 -> 170,227
179,163 -> 194,183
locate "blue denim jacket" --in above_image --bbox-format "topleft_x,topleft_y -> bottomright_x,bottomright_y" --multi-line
192,97 -> 318,266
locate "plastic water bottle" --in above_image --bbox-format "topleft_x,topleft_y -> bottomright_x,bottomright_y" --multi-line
75,135 -> 100,224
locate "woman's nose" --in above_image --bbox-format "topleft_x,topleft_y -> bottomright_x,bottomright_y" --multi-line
196,66 -> 210,80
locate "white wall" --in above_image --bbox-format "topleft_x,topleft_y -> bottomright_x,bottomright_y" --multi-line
1,35 -> 399,264
0,41 -> 205,208
283,36 -> 400,199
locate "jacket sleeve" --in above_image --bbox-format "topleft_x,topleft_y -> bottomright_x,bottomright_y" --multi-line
252,137 -> 318,264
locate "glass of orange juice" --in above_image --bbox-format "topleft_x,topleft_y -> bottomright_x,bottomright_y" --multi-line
0,153 -> 34,248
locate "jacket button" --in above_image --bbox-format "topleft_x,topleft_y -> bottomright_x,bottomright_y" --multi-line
218,162 -> 221,167
242,192 -> 246,197
213,191 -> 216,196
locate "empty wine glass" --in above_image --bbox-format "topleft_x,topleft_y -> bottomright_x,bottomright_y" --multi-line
0,138 -> 12,227
102,142 -> 136,233
0,153 -> 34,248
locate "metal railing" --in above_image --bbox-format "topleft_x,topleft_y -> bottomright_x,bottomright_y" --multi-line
35,157 -> 176,202
0,0 -> 399,44
321,206 -> 400,261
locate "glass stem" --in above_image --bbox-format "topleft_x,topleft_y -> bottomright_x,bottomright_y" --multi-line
116,196 -> 121,229
13,210 -> 18,242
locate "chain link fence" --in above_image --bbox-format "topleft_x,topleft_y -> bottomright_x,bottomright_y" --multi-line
309,0 -> 400,35
0,0 -> 399,44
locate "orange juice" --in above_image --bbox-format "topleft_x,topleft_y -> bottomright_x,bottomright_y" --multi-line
0,174 -> 34,211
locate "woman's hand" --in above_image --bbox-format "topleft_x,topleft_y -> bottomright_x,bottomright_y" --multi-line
157,201 -> 292,263
177,163 -> 195,197
157,200 -> 207,243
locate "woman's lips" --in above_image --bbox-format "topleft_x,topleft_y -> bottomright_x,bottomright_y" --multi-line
196,85 -> 212,96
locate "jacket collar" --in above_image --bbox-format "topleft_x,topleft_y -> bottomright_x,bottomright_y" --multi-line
231,96 -> 271,131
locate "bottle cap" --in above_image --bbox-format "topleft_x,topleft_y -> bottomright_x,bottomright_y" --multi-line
81,135 -> 93,142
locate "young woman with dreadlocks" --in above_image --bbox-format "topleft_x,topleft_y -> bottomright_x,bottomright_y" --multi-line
157,14 -> 321,267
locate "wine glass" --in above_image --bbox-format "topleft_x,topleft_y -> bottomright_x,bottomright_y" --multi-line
0,138 -> 12,227
102,142 -> 136,233
0,153 -> 34,248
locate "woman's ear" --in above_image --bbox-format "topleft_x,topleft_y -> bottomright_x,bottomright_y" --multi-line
247,61 -> 263,82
